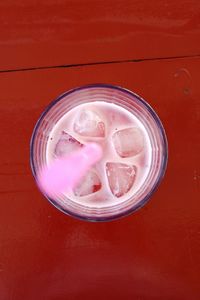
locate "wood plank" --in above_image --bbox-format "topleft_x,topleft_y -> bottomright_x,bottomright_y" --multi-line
0,58 -> 199,299
0,0 -> 200,70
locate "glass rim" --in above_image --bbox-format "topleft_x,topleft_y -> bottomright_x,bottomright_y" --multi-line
30,83 -> 168,222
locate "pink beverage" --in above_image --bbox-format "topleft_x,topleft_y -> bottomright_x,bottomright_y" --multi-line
31,85 -> 167,221
46,101 -> 151,207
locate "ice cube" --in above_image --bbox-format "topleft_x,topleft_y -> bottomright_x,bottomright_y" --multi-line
55,131 -> 83,157
112,127 -> 144,158
74,170 -> 101,197
74,110 -> 105,137
106,162 -> 136,197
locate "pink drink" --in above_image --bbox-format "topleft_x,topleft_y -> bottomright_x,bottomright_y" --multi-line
46,101 -> 151,208
31,85 -> 167,221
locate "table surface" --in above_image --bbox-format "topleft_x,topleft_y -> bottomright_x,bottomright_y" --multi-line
0,1 -> 200,300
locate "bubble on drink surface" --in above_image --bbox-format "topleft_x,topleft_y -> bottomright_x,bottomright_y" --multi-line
106,162 -> 136,198
55,131 -> 83,157
112,127 -> 144,158
74,110 -> 105,137
74,170 -> 101,197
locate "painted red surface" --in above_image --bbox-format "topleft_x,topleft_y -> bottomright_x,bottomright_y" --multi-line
0,1 -> 200,299
0,0 -> 200,70
0,59 -> 200,299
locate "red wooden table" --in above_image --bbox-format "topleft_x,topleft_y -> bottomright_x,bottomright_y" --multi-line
0,1 -> 200,299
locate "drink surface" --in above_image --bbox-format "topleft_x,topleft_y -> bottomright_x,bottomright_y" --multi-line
46,101 -> 152,208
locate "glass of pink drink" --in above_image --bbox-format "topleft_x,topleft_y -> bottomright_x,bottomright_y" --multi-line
30,84 -> 167,221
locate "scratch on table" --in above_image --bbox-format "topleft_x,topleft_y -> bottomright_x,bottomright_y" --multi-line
174,67 -> 192,79
193,170 -> 200,181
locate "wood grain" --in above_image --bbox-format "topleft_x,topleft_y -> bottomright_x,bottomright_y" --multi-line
0,0 -> 200,70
